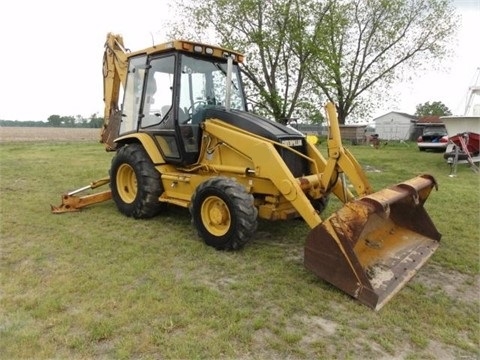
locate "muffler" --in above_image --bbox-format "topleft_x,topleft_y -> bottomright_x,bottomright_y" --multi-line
304,174 -> 441,310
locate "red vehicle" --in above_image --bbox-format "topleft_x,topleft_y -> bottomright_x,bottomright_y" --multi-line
441,116 -> 480,162
443,132 -> 480,162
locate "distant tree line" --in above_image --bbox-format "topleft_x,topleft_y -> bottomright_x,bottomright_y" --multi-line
0,113 -> 103,128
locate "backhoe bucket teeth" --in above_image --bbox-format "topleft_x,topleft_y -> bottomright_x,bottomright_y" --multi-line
304,174 -> 441,310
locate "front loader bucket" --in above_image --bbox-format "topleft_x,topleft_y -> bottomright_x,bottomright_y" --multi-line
305,174 -> 441,310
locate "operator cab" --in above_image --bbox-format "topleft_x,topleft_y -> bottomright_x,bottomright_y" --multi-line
119,46 -> 246,165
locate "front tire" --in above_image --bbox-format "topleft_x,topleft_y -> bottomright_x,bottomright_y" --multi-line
190,177 -> 258,250
110,143 -> 165,218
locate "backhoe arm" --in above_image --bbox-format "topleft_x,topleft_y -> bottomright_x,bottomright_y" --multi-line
101,33 -> 129,150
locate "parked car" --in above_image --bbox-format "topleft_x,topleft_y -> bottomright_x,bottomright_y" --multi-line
417,125 -> 449,151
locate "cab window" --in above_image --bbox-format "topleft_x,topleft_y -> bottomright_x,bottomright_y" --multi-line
140,56 -> 175,129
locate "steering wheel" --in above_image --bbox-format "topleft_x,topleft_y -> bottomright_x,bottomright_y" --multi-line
186,100 -> 208,118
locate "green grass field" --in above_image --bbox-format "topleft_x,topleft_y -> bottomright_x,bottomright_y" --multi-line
1,139 -> 479,359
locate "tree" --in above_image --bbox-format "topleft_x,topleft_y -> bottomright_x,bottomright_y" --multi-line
88,113 -> 103,128
62,116 -> 75,127
169,0 -> 330,124
307,0 -> 459,123
47,115 -> 62,127
415,101 -> 452,116
169,0 -> 458,124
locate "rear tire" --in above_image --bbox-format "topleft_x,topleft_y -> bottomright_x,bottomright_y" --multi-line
190,177 -> 257,250
110,143 -> 165,218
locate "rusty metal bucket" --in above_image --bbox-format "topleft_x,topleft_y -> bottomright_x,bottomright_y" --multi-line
304,174 -> 441,310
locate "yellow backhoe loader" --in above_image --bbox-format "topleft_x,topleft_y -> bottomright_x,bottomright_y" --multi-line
52,33 -> 441,310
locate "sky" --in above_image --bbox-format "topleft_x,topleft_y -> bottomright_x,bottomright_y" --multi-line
385,0 -> 480,118
0,0 -> 478,122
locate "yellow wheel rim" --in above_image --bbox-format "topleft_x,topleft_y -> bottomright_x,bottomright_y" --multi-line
116,163 -> 137,204
201,195 -> 231,236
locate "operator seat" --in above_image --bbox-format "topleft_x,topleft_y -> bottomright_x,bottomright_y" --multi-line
160,105 -> 189,124
178,108 -> 189,124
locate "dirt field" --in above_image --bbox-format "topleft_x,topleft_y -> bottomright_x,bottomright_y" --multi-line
0,127 -> 100,142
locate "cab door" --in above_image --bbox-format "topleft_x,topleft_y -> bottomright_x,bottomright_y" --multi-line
138,55 -> 183,161
120,55 -> 147,136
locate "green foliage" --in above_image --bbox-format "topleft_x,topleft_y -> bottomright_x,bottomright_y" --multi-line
308,0 -> 459,123
0,114 -> 103,128
415,101 -> 453,116
170,0 -> 459,125
47,114 -> 62,126
169,0 -> 328,123
0,120 -> 49,127
47,114 -> 103,128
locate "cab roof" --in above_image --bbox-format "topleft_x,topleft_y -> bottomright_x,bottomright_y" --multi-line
127,40 -> 245,63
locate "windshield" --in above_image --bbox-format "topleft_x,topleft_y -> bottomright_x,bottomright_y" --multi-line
179,55 -> 246,121
423,126 -> 447,136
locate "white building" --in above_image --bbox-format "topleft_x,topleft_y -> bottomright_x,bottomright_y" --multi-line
373,111 -> 418,140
